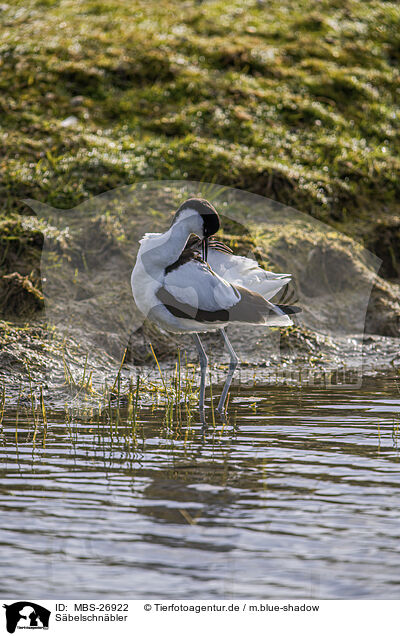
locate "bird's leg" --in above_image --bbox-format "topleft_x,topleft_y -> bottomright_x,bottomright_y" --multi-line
192,333 -> 208,424
217,328 -> 239,414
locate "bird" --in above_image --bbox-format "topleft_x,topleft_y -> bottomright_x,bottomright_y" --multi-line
131,197 -> 300,423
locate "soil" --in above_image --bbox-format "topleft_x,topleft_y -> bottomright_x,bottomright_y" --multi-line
1,183 -> 399,406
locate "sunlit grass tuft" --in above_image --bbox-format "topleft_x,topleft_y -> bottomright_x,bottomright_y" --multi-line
0,0 -> 399,234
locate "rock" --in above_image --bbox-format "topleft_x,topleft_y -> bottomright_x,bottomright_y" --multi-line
60,115 -> 78,127
70,95 -> 84,107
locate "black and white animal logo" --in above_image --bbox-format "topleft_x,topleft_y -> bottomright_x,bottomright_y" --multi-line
3,602 -> 50,634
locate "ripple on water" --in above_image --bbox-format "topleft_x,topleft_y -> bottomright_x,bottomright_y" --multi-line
1,374 -> 400,598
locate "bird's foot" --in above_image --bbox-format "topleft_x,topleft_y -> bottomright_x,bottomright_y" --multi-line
215,407 -> 227,424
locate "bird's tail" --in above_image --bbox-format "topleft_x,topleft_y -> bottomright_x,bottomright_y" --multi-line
263,301 -> 301,327
275,304 -> 302,315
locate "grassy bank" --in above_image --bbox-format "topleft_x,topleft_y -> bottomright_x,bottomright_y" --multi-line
1,0 -> 399,230
1,0 -> 400,359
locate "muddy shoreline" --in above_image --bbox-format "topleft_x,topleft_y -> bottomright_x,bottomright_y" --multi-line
1,314 -> 399,411
1,184 -> 399,408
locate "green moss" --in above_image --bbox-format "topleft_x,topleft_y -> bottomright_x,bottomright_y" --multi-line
0,0 -> 399,235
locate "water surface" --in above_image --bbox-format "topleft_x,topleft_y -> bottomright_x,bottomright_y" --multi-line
1,375 -> 400,599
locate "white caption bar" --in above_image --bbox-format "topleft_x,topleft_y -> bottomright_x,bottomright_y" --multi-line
1,599 -> 398,636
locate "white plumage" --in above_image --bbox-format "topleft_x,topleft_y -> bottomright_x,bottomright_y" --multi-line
206,248 -> 291,301
131,198 -> 300,422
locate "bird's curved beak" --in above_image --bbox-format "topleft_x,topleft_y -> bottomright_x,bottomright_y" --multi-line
202,237 -> 208,262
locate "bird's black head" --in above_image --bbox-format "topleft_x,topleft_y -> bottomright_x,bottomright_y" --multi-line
174,197 -> 220,238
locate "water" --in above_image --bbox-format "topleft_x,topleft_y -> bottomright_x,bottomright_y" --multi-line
1,374 -> 400,599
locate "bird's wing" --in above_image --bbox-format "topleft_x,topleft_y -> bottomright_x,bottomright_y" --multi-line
207,249 -> 291,301
158,259 -> 293,326
184,234 -> 233,255
183,235 -> 291,300
163,259 -> 240,313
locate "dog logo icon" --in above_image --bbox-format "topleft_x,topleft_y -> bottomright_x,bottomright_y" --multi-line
3,602 -> 50,634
